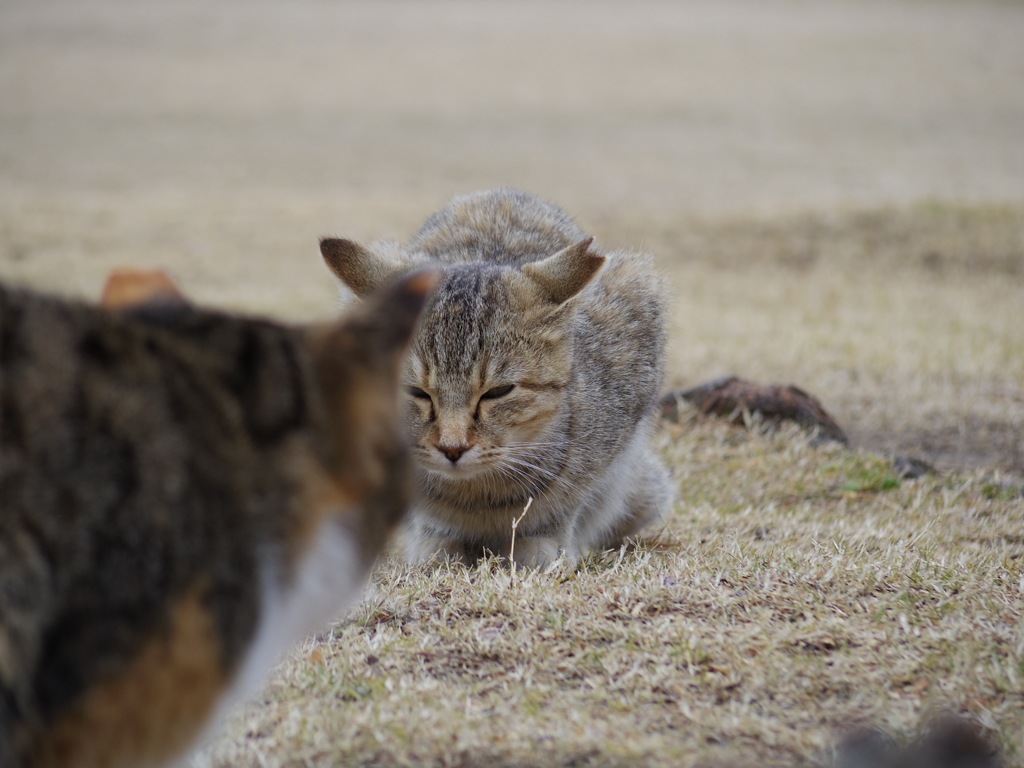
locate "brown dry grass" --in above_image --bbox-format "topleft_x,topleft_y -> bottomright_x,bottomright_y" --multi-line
1,1 -> 1022,765
194,422 -> 1024,767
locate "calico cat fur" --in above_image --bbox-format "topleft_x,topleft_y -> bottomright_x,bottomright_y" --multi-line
0,270 -> 435,768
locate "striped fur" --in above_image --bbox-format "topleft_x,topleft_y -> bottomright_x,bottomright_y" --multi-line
322,189 -> 672,568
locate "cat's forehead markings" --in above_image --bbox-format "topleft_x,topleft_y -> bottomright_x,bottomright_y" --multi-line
474,350 -> 492,389
425,267 -> 502,377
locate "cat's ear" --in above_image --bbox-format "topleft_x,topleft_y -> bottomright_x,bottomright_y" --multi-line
521,237 -> 605,305
346,268 -> 439,354
312,268 -> 438,390
306,268 -> 438,550
320,238 -> 406,298
100,268 -> 188,310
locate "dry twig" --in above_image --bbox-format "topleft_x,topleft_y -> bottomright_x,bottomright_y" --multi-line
508,496 -> 534,586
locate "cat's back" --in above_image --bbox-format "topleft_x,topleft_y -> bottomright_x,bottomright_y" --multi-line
0,279 -> 310,588
1,273 -> 432,768
572,248 -> 667,426
0,284 -> 305,768
1,282 -> 308,439
408,188 -> 589,267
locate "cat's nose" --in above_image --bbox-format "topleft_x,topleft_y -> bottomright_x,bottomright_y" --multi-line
438,444 -> 470,464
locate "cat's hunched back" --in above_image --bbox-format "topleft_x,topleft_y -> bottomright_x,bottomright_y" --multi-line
0,270 -> 435,768
321,188 -> 672,568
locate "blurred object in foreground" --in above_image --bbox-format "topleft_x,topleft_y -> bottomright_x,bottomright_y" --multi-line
101,268 -> 188,310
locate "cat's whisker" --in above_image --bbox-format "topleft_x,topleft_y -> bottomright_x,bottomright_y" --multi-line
508,444 -> 601,484
492,460 -> 545,495
498,447 -> 564,467
497,457 -> 555,497
502,442 -> 566,458
500,456 -> 560,483
501,456 -> 586,496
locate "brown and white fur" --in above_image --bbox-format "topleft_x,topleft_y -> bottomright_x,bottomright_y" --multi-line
321,188 -> 672,568
0,269 -> 436,768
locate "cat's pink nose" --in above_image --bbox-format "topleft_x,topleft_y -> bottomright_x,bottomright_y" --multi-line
438,444 -> 469,463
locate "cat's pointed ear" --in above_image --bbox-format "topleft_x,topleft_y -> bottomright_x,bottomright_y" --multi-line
308,268 -> 438,540
521,237 -> 605,305
320,237 -> 405,298
100,268 -> 188,310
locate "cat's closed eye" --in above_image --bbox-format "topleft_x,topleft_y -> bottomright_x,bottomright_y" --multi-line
480,384 -> 515,400
406,385 -> 431,399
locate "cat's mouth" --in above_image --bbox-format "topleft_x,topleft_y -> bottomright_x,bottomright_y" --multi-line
416,449 -> 489,479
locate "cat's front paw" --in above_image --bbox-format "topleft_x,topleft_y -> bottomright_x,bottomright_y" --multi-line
511,536 -> 565,569
407,535 -> 468,565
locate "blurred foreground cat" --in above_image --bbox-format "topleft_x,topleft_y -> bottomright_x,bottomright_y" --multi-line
322,188 -> 671,567
0,269 -> 436,768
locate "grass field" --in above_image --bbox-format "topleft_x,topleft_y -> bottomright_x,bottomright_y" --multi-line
1,1 -> 1022,765
196,427 -> 1024,767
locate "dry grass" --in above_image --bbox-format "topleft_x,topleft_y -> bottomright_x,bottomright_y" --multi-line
194,420 -> 1023,767
2,1 -> 1023,765
648,203 -> 1024,478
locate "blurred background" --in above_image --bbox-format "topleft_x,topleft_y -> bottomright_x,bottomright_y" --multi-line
1,0 -> 1022,476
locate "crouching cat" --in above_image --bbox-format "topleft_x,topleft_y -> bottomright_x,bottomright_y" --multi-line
0,269 -> 436,768
321,188 -> 672,568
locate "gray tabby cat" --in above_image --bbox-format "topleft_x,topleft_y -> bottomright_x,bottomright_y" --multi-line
321,188 -> 672,568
